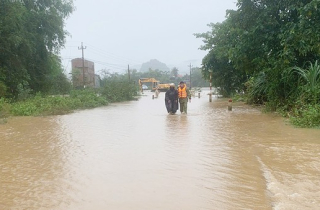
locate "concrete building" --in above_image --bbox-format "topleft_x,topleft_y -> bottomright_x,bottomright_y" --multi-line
71,58 -> 97,88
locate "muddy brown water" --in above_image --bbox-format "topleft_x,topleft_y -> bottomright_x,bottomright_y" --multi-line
1,90 -> 319,210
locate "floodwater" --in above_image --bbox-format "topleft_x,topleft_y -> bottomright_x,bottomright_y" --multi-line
0,90 -> 319,210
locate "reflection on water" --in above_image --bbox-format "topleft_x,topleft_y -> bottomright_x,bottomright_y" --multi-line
0,90 -> 319,209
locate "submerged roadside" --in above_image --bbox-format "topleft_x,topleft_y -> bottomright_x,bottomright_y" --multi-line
232,94 -> 320,129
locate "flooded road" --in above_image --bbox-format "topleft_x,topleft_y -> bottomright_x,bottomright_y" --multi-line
1,90 -> 320,210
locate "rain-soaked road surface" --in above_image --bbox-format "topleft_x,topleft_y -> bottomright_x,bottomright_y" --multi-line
1,90 -> 320,210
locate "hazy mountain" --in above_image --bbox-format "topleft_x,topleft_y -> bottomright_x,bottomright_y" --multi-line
140,59 -> 170,72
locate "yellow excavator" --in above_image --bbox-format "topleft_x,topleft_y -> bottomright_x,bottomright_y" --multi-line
156,83 -> 171,92
138,78 -> 171,92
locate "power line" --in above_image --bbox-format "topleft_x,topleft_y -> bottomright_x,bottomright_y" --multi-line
61,43 -> 146,73
86,48 -> 134,65
87,59 -> 127,69
60,56 -> 126,70
86,45 -> 142,64
63,41 -> 143,64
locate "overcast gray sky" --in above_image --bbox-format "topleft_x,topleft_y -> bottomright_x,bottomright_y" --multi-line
60,0 -> 237,74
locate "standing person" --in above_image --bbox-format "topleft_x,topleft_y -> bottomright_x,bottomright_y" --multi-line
177,81 -> 191,114
165,83 -> 179,114
155,87 -> 160,98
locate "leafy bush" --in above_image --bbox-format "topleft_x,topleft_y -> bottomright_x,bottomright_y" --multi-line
17,81 -> 33,101
0,82 -> 7,98
101,76 -> 138,102
10,89 -> 108,116
70,89 -> 108,108
290,104 -> 320,128
2,74 -> 138,117
0,98 -> 11,118
245,73 -> 268,104
274,61 -> 320,128
286,61 -> 320,105
47,72 -> 72,95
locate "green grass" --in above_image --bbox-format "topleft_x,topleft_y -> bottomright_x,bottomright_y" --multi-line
1,80 -> 139,119
290,104 -> 320,128
0,98 -> 11,118
9,90 -> 108,116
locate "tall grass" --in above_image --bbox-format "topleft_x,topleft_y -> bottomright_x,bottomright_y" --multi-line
290,104 -> 320,128
245,72 -> 268,104
288,60 -> 320,104
0,98 -> 11,118
244,61 -> 320,128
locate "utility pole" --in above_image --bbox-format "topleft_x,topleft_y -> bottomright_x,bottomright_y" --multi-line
128,64 -> 130,81
188,63 -> 193,89
78,42 -> 87,88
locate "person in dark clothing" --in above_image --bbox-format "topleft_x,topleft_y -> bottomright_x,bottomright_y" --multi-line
165,83 -> 179,114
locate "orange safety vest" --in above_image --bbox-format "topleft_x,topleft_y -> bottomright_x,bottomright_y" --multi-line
178,86 -> 187,98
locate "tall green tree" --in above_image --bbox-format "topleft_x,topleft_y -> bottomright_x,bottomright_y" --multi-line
0,0 -> 74,98
196,0 -> 320,103
171,67 -> 179,77
189,67 -> 209,88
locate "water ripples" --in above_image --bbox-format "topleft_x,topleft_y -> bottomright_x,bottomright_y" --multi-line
0,90 -> 319,209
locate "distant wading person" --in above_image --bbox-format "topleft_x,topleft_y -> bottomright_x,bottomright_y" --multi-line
165,83 -> 179,114
155,87 -> 160,98
177,81 -> 191,114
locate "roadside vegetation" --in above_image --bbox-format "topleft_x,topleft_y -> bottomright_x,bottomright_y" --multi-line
195,0 -> 320,128
0,77 -> 138,118
9,90 -> 107,116
0,1 -> 140,120
2,0 -> 319,128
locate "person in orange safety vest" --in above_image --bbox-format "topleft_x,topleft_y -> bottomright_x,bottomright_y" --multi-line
177,81 -> 191,114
